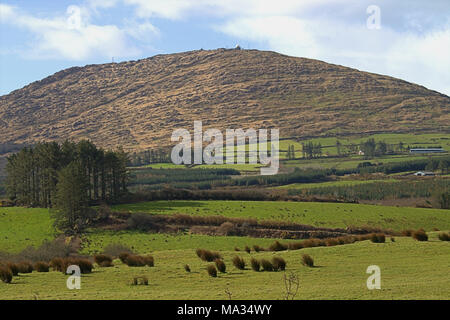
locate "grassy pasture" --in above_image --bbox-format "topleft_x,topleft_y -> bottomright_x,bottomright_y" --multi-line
0,207 -> 54,253
1,236 -> 449,300
273,179 -> 399,190
112,200 -> 450,232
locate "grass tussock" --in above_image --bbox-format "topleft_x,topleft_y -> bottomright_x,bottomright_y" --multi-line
119,252 -> 131,264
34,261 -> 50,272
123,255 -> 154,267
195,249 -> 221,262
94,254 -> 113,267
272,257 -> 287,271
17,261 -> 33,274
370,234 -> 386,243
301,254 -> 314,267
206,265 -> 217,277
412,230 -> 428,241
6,263 -> 19,276
250,258 -> 260,272
438,232 -> 450,241
252,245 -> 263,252
260,259 -> 273,272
215,259 -> 226,273
269,241 -> 288,252
50,257 -> 65,272
232,256 -> 246,270
65,258 -> 93,274
0,266 -> 13,283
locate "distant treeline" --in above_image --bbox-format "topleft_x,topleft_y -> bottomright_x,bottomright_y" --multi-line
128,149 -> 171,166
129,167 -> 331,191
289,179 -> 450,203
336,156 -> 450,175
5,140 -> 128,207
129,167 -> 239,188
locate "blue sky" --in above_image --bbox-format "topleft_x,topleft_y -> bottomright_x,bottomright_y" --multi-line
1,0 -> 449,96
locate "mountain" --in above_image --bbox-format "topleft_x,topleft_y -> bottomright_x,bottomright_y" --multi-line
0,48 -> 449,151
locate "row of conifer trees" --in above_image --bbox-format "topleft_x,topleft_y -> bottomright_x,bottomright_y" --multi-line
5,140 -> 128,207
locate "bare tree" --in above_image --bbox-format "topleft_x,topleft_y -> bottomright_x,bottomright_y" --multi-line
283,272 -> 300,300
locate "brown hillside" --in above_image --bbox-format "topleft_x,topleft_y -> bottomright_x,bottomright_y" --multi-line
0,48 -> 449,151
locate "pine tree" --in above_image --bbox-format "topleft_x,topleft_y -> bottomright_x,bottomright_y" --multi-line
52,161 -> 91,234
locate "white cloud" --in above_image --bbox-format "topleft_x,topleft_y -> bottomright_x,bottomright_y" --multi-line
211,0 -> 450,96
1,1 -> 449,95
0,3 -> 157,60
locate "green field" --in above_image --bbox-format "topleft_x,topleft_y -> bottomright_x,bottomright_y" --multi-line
1,201 -> 449,256
0,207 -> 55,253
273,179 -> 399,190
80,232 -> 290,255
1,236 -> 449,300
112,200 -> 450,232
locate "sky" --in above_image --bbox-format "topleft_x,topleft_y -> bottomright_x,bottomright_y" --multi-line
0,0 -> 449,96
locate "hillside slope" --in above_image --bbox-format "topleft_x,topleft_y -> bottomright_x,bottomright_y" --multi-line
0,49 -> 449,150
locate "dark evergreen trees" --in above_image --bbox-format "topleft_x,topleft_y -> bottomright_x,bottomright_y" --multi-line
5,140 -> 128,207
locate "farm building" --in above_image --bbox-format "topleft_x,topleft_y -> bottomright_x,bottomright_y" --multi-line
414,171 -> 435,176
409,148 -> 446,154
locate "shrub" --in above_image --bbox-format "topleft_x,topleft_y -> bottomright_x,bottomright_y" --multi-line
14,239 -> 73,263
325,238 -> 339,246
250,258 -> 260,272
438,232 -> 450,241
206,265 -> 217,277
34,261 -> 50,272
94,254 -> 113,266
232,256 -> 246,270
99,260 -> 113,267
301,239 -> 325,248
412,230 -> 428,241
402,229 -> 413,236
287,242 -> 304,250
50,257 -> 65,272
253,245 -> 263,252
103,243 -> 134,258
184,264 -> 191,272
272,257 -> 286,271
260,259 -> 273,272
119,252 -> 131,263
195,249 -> 221,262
244,246 -> 251,254
17,261 -> 33,274
69,258 -> 93,274
269,241 -> 287,252
124,255 -> 146,267
7,263 -> 19,276
301,254 -> 314,267
370,234 -> 386,243
217,222 -> 236,236
215,259 -> 226,273
0,267 -> 12,283
143,255 -> 154,267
